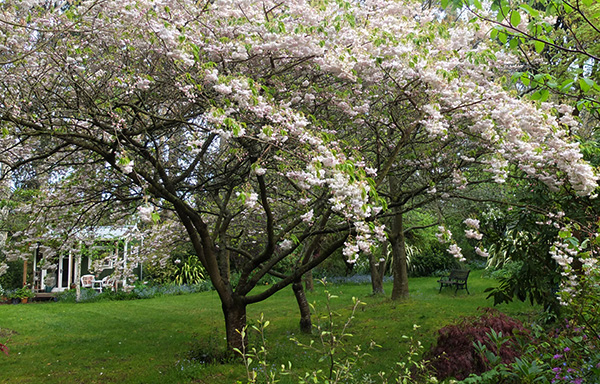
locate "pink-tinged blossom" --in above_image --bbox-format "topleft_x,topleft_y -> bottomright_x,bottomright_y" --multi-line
436,226 -> 452,243
213,83 -> 233,95
300,209 -> 314,223
242,192 -> 259,210
463,218 -> 480,229
452,170 -> 467,189
279,239 -> 293,251
137,205 -> 154,223
205,69 -> 219,83
448,244 -> 465,262
343,242 -> 360,263
465,229 -> 483,240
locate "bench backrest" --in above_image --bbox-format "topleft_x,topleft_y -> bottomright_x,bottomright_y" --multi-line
449,269 -> 470,281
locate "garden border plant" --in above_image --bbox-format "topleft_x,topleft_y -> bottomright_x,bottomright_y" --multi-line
424,308 -> 532,381
55,282 -> 213,303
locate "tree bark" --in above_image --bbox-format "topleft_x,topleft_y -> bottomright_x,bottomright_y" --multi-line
390,210 -> 409,300
222,298 -> 248,352
369,251 -> 385,295
292,277 -> 312,333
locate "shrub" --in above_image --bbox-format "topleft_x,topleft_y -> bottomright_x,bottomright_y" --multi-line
425,308 -> 531,381
0,260 -> 25,290
408,245 -> 460,277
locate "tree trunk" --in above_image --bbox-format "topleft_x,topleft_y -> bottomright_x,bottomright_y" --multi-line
369,252 -> 385,295
292,277 -> 312,333
390,211 -> 409,300
222,298 -> 248,352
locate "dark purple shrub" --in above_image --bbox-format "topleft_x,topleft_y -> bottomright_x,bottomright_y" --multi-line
425,308 -> 532,380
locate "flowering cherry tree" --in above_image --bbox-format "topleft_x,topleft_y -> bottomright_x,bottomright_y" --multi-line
0,0 -> 597,351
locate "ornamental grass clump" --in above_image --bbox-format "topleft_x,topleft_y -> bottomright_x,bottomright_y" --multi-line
425,308 -> 531,380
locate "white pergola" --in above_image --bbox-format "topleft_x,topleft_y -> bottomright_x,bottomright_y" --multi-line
33,226 -> 138,292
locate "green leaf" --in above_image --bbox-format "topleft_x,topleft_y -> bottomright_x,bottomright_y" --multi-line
563,2 -> 573,13
534,40 -> 545,53
539,89 -> 549,102
499,31 -> 507,44
291,234 -> 299,244
519,4 -> 539,18
490,28 -> 498,40
510,10 -> 521,27
579,77 -> 594,93
559,230 -> 571,238
560,79 -> 574,92
509,37 -> 519,48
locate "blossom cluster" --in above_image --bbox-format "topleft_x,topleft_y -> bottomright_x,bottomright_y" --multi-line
0,0 -> 596,283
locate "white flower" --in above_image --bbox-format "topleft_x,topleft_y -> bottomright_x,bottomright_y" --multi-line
447,243 -> 464,261
205,69 -> 219,83
0,262 -> 8,276
244,193 -> 259,209
137,205 -> 154,222
463,218 -> 480,229
280,239 -> 293,251
436,226 -> 452,243
254,167 -> 266,176
214,83 -> 232,95
465,229 -> 483,240
365,167 -> 377,177
300,209 -> 314,223
343,243 -> 360,263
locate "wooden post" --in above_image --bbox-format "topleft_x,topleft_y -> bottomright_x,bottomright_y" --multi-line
67,250 -> 73,288
57,254 -> 63,290
22,260 -> 28,287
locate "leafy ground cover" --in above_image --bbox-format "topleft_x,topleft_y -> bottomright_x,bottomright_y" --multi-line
0,271 -> 538,383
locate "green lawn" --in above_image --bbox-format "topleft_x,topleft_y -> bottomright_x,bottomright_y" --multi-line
0,271 -> 539,383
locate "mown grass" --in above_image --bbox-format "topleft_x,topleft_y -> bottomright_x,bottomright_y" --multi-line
0,270 -> 539,383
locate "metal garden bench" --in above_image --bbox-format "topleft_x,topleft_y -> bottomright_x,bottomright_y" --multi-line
437,269 -> 470,295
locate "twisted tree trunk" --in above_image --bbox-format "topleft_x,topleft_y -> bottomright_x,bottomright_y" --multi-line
292,277 -> 313,333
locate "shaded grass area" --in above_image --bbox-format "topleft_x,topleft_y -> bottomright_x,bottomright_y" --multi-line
0,270 -> 539,383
